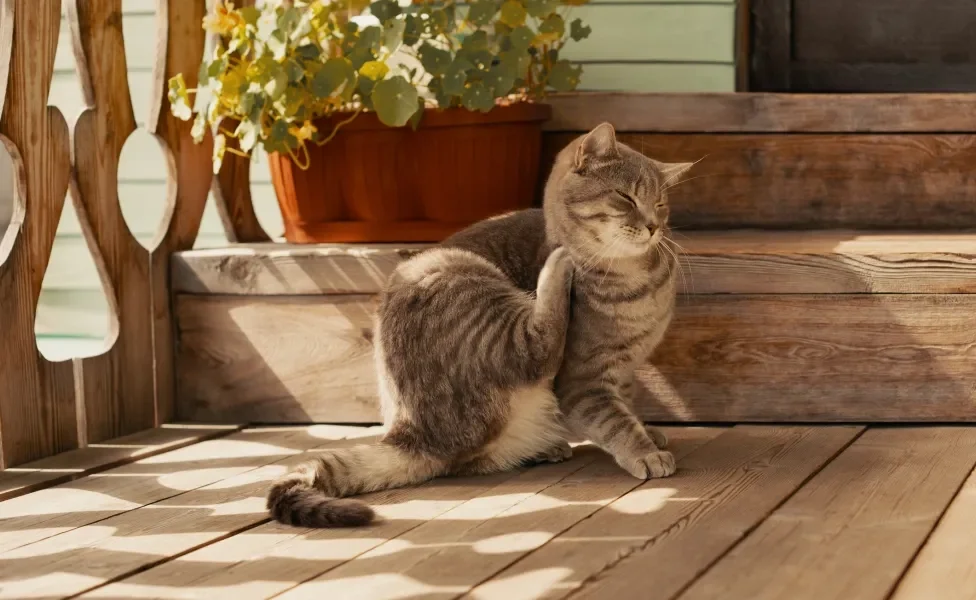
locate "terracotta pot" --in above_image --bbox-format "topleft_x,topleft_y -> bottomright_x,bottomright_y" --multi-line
267,103 -> 552,243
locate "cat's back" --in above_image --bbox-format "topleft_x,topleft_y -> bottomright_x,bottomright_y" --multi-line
441,209 -> 550,291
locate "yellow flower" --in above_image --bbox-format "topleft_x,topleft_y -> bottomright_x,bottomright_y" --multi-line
203,1 -> 244,36
290,121 -> 318,142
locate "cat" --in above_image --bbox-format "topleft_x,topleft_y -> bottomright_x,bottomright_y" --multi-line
265,122 -> 692,527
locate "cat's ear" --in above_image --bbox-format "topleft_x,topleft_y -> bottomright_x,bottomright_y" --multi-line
575,122 -> 618,170
658,161 -> 695,185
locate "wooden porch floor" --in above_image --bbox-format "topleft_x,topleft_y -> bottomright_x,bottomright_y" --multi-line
0,424 -> 974,599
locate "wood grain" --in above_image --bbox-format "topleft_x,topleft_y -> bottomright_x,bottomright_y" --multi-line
543,133 -> 976,229
0,423 -> 239,502
67,0 -> 156,443
279,429 -> 723,600
892,456 -> 976,600
481,426 -> 861,600
172,232 -> 976,296
174,293 -> 976,424
679,427 -> 976,600
175,295 -> 381,423
0,425 -> 380,598
147,0 -> 218,425
0,426 -> 347,555
544,92 -> 976,133
0,0 -> 78,466
640,294 -> 976,422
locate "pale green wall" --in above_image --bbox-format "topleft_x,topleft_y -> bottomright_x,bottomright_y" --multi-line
5,1 -> 737,346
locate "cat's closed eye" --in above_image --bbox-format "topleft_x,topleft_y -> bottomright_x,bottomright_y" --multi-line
617,191 -> 637,206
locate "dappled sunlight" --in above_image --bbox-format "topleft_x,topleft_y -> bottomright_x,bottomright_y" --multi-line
98,532 -> 219,557
155,468 -> 256,492
473,531 -> 556,554
469,567 -> 576,600
0,572 -> 104,599
608,487 -> 678,515
0,488 -> 139,519
276,572 -> 467,600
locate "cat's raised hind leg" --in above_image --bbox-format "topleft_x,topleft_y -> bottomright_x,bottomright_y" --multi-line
532,247 -> 574,378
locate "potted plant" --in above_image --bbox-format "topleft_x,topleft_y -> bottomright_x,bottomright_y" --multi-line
168,0 -> 591,243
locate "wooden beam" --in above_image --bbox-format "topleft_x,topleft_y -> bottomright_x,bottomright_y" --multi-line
544,92 -> 976,133
543,133 -> 976,229
174,292 -> 976,424
171,233 -> 976,296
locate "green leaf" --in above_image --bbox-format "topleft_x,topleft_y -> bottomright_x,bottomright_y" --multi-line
311,57 -> 355,98
499,0 -> 527,27
213,133 -> 226,174
546,59 -> 583,92
509,26 -> 534,51
418,43 -> 452,76
485,60 -> 517,96
461,30 -> 489,52
383,18 -> 406,50
235,120 -> 260,153
359,60 -> 390,81
466,0 -> 499,27
461,81 -> 495,112
570,18 -> 592,42
240,6 -> 260,26
371,76 -> 419,127
443,58 -> 472,95
403,14 -> 422,46
539,13 -> 565,38
167,73 -> 192,120
525,0 -> 559,18
370,0 -> 401,22
428,77 -> 452,108
500,48 -> 531,75
277,7 -> 301,38
263,62 -> 289,101
296,44 -> 322,60
191,113 -> 207,143
357,26 -> 383,53
285,59 -> 305,83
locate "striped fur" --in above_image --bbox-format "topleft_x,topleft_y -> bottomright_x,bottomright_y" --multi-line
266,122 -> 693,527
267,244 -> 573,527
545,123 -> 693,480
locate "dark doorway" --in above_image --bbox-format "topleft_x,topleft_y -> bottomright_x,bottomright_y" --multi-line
749,0 -> 976,91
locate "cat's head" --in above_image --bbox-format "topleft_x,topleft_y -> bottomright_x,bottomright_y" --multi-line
544,122 -> 693,260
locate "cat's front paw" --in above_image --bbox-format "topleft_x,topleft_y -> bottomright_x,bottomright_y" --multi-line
616,449 -> 676,479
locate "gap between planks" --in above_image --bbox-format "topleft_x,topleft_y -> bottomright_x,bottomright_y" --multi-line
0,424 -> 242,502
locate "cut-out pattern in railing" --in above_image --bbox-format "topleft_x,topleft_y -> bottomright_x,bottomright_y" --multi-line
0,0 -> 216,466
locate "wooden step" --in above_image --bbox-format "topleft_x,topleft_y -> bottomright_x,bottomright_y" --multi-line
170,232 -> 976,424
542,93 -> 976,230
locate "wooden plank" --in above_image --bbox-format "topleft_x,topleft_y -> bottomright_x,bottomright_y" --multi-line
579,64 -> 735,93
679,427 -> 976,600
641,294 -> 976,422
734,0 -> 750,91
562,5 -> 735,63
0,424 -> 240,501
147,0 -> 217,425
0,425 -> 377,597
893,459 -> 976,599
175,295 -> 381,423
274,429 -> 723,600
54,11 -> 157,72
543,133 -> 976,229
543,92 -> 976,133
172,244 -> 423,295
67,0 -> 157,443
172,232 -> 976,296
791,63 -> 976,94
0,426 -> 340,555
174,293 -> 976,423
474,425 -> 861,600
0,0 -> 79,466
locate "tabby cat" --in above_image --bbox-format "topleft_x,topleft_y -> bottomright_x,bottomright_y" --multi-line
266,122 -> 692,527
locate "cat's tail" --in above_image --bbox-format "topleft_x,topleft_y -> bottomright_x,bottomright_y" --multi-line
266,441 -> 442,528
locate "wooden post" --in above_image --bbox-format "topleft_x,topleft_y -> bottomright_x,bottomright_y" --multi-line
147,0 -> 215,423
0,0 -> 78,466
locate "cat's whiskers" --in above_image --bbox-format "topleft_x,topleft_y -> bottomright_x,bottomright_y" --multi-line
662,236 -> 694,295
661,155 -> 709,191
